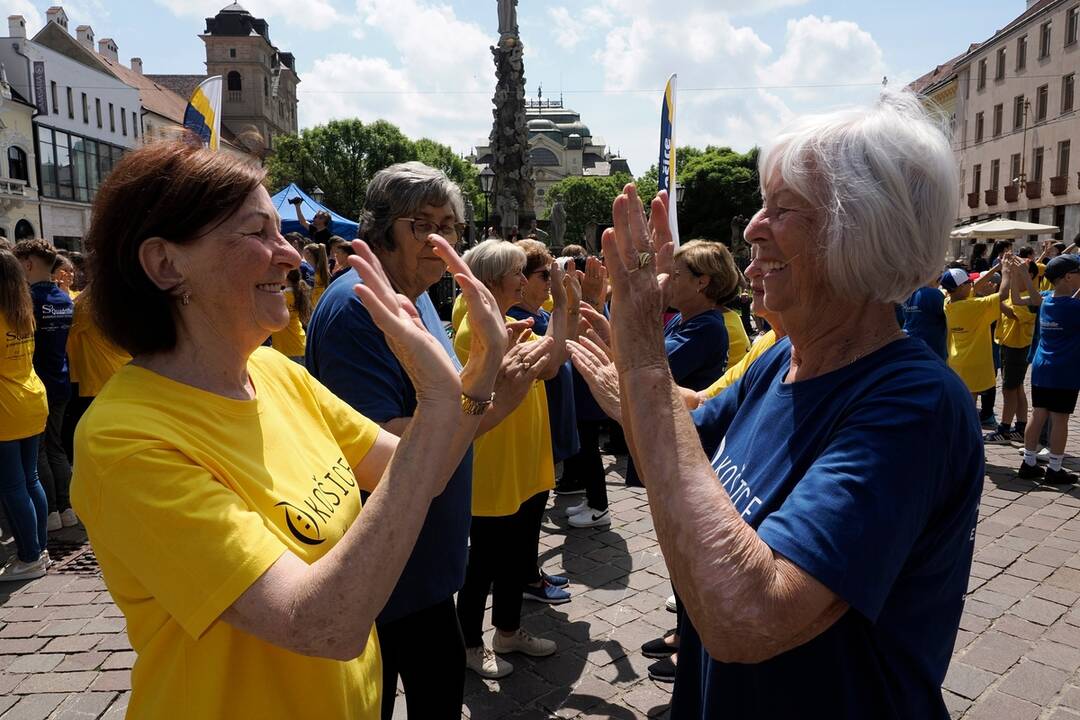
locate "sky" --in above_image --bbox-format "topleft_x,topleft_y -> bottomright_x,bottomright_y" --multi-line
6,0 -> 1028,175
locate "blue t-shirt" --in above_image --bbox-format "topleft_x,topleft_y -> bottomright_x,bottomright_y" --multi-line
1031,293 -> 1080,390
678,336 -> 981,719
902,287 -> 947,360
299,261 -> 315,286
508,306 -> 580,463
29,281 -> 73,399
305,269 -> 471,624
663,309 -> 729,391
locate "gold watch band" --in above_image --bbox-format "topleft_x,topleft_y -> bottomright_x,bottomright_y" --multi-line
461,392 -> 495,416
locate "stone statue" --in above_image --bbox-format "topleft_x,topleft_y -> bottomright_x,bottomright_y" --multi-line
550,201 -> 566,247
498,0 -> 518,40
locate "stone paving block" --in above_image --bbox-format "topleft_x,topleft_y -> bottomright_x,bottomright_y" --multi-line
14,671 -> 96,694
44,605 -> 102,621
1048,567 -> 1080,592
78,617 -> 125,635
943,662 -> 997,700
0,693 -> 66,720
4,653 -> 62,674
961,631 -> 1032,674
1046,621 -> 1080,647
984,573 -> 1039,598
971,588 -> 1018,611
41,593 -> 99,607
98,691 -> 129,720
997,659 -> 1068,704
99,651 -> 135,672
1011,596 -> 1068,625
54,651 -> 109,673
963,690 -> 1041,720
50,691 -> 118,720
992,614 -> 1046,641
965,599 -> 1008,621
0,696 -> 17,715
40,635 -> 102,654
20,576 -> 75,594
1027,639 -> 1080,673
37,618 -> 90,637
1059,684 -> 1080,710
88,669 -> 131,692
1025,514 -> 1068,532
1009,559 -> 1057,582
969,561 -> 1002,580
1046,708 -> 1080,720
3,593 -> 52,608
0,621 -> 46,639
92,634 -> 132,652
1026,545 -> 1077,567
1045,536 -> 1080,553
0,638 -> 47,654
1034,584 -> 1080,606
1,608 -> 51,623
619,682 -> 671,717
1011,525 -> 1052,542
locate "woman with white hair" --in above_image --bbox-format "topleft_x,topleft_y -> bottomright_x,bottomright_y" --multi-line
600,93 -> 983,718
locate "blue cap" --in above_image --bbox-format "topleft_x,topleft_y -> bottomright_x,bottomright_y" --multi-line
940,268 -> 971,292
1045,254 -> 1080,282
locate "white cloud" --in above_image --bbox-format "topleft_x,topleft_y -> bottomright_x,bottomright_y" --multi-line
153,0 -> 343,32
7,0 -> 43,34
548,7 -> 585,50
759,15 -> 886,99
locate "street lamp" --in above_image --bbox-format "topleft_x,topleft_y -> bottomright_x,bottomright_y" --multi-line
675,182 -> 685,204
311,186 -> 325,205
479,166 -> 495,238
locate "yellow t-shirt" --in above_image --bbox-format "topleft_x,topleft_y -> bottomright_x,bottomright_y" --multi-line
455,315 -> 555,517
945,293 -> 1001,393
66,294 -> 131,397
1036,263 -> 1053,292
703,329 -> 779,400
70,347 -> 382,720
451,293 -> 467,335
271,288 -> 306,358
995,297 -> 1038,349
0,313 -> 48,442
722,309 -> 751,370
312,282 -> 327,307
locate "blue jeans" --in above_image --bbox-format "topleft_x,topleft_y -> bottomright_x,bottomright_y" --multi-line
0,435 -> 48,562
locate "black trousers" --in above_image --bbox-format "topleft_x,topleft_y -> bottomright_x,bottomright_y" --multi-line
457,490 -> 548,647
563,420 -> 608,509
38,387 -> 72,513
61,387 -> 93,465
377,597 -> 465,720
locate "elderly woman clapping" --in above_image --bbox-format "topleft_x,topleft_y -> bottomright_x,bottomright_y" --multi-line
600,94 -> 983,718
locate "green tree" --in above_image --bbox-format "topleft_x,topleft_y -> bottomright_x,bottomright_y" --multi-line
543,173 -> 633,246
678,146 -> 761,244
266,119 -> 480,223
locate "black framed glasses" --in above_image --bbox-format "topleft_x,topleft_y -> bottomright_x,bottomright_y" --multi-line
397,218 -> 464,246
530,269 -> 551,281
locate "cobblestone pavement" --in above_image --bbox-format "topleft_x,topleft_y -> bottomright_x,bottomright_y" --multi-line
1,419 -> 1079,719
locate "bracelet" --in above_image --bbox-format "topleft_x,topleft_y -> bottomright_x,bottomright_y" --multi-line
461,392 -> 495,416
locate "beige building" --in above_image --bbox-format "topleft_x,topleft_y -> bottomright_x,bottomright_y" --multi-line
472,98 -> 631,214
914,0 -> 1080,249
0,65 -> 39,242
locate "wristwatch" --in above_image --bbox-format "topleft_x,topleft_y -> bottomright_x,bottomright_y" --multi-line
461,392 -> 495,416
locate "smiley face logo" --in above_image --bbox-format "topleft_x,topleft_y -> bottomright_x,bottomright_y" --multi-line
275,501 -> 325,546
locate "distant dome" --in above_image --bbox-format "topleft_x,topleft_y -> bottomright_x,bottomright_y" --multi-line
558,121 -> 591,138
528,118 -> 557,131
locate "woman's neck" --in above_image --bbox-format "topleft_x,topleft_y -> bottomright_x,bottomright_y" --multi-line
677,298 -> 717,322
782,300 -> 904,382
134,329 -> 256,400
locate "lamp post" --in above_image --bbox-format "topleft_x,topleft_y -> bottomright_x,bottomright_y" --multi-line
479,166 -> 495,238
675,182 -> 685,204
311,186 -> 325,205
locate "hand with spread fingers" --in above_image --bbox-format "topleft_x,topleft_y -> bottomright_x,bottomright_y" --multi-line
348,239 -> 463,403
568,329 -> 621,420
581,256 -> 608,310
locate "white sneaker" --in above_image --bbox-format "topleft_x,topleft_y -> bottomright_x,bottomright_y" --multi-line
566,500 -> 589,517
1019,447 -> 1054,464
46,511 -> 62,532
568,507 -> 611,528
492,628 -> 557,657
465,645 -> 513,678
40,550 -> 52,569
60,508 -> 79,528
0,555 -> 47,582
666,594 -> 677,612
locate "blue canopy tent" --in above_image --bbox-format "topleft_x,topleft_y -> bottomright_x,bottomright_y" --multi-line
270,183 -> 360,240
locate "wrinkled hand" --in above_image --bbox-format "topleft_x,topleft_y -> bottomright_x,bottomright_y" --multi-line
579,304 -> 612,347
581,256 -> 608,308
564,268 -> 583,313
349,240 -> 461,403
568,330 -> 621,420
549,259 -> 568,310
494,334 -> 556,412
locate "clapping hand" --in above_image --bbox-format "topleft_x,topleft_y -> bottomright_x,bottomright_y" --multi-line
568,326 -> 621,420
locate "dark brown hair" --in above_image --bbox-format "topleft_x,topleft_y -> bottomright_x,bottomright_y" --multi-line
13,238 -> 58,267
287,269 -> 312,326
304,243 -> 330,287
515,239 -> 553,276
0,250 -> 34,336
85,138 -> 265,355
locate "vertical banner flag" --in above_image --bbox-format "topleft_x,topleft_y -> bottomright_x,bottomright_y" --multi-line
183,76 -> 222,150
658,74 -> 679,247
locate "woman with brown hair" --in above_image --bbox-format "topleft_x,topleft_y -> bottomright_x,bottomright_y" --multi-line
70,138 -> 510,718
304,242 -> 331,306
270,268 -> 313,362
0,249 -> 50,581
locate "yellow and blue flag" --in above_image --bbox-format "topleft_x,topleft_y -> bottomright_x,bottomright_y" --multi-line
183,76 -> 222,150
658,74 -> 679,247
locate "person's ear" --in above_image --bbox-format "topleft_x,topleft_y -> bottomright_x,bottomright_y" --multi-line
138,237 -> 187,293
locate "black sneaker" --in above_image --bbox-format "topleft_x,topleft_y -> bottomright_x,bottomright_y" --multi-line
1044,468 -> 1079,485
648,656 -> 676,683
1018,462 -> 1045,480
554,481 -> 586,496
983,431 -> 1011,445
641,630 -> 678,658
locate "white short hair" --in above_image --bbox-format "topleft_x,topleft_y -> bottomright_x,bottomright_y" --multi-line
759,91 -> 958,304
461,238 -> 527,288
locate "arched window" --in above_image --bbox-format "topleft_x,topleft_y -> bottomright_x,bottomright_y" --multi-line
14,219 -> 35,240
227,71 -> 242,92
8,147 -> 28,182
530,147 -> 560,167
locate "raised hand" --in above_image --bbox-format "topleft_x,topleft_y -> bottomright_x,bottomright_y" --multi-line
493,334 -> 556,413
568,330 -> 621,420
549,258 -> 568,310
579,304 -> 612,347
348,240 -> 461,403
581,256 -> 608,309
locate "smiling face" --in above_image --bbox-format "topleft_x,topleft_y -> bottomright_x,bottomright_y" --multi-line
170,185 -> 301,352
490,266 -> 527,315
378,202 -> 458,298
522,259 -> 552,311
743,174 -> 829,316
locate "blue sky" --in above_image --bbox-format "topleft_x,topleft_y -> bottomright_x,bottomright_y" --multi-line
9,0 -> 1025,174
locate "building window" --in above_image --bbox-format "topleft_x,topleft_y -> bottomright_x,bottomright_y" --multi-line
1017,34 -> 1028,70
973,164 -> 982,193
1067,6 -> 1079,46
1014,95 -> 1026,129
121,108 -> 127,136
1036,84 -> 1049,121
7,147 -> 28,182
81,92 -> 88,123
975,111 -> 985,142
227,71 -> 242,102
264,76 -> 269,98
993,103 -> 1003,136
36,126 -> 124,202
1033,147 -> 1045,182
132,111 -> 138,139
995,47 -> 1006,80
990,158 -> 1000,189
50,81 -> 58,114
108,103 -> 115,132
1060,140 -> 1071,176
977,59 -> 987,90
66,87 -> 73,119
1040,21 -> 1052,59
229,47 -> 236,58
1064,74 -> 1075,113
1010,153 -> 1022,183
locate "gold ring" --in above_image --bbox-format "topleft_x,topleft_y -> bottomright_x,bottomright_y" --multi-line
637,251 -> 655,270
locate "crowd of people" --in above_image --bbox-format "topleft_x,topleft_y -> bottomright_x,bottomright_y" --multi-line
0,89 -> 1077,720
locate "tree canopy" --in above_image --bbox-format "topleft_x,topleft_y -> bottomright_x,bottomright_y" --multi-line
266,119 -> 482,223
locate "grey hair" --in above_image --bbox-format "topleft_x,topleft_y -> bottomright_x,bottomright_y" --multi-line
359,161 -> 465,252
461,239 -> 527,288
759,90 -> 959,304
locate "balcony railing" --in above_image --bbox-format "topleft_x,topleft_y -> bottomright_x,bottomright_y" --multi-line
967,192 -> 980,209
985,189 -> 999,206
0,180 -> 27,197
1004,184 -> 1020,202
227,90 -> 243,103
1026,181 -> 1043,199
1050,175 -> 1069,196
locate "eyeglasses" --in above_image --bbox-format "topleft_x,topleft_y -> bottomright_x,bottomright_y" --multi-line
397,218 -> 464,246
530,269 -> 551,281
